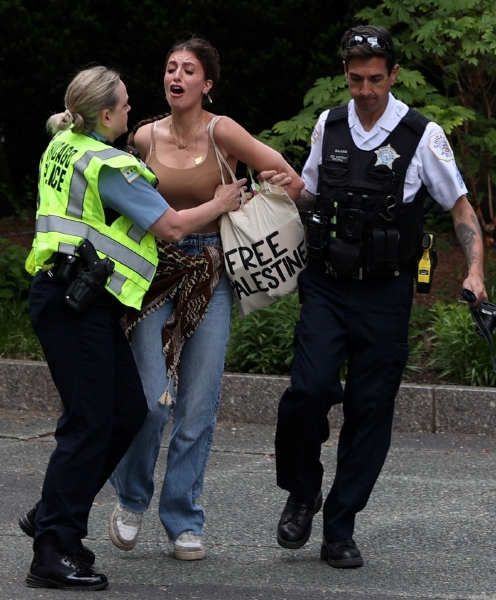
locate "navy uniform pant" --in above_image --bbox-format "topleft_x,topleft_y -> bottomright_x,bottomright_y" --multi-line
275,265 -> 413,543
29,271 -> 148,554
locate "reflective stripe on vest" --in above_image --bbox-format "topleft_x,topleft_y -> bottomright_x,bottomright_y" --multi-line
68,148 -> 128,219
127,225 -> 147,244
108,271 -> 127,294
36,214 -> 156,282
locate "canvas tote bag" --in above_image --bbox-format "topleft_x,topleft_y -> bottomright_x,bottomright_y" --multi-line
207,116 -> 307,317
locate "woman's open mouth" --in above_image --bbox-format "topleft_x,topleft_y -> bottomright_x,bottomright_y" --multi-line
170,85 -> 184,96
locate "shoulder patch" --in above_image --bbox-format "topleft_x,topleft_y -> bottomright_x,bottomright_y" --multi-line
428,132 -> 454,162
119,165 -> 140,184
311,123 -> 322,145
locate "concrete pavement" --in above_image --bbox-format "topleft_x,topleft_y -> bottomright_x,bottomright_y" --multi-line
1,408 -> 496,600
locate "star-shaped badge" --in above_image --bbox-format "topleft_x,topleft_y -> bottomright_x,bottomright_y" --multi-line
374,145 -> 400,170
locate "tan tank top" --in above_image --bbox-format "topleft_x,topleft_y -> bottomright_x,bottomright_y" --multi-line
147,120 -> 226,211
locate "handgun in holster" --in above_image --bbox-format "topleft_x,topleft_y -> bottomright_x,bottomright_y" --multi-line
65,239 -> 115,313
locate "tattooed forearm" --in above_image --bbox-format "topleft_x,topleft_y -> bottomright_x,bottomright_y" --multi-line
456,222 -> 478,266
295,189 -> 316,213
470,213 -> 483,238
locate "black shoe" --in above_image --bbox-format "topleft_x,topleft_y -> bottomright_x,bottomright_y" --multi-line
19,506 -> 96,567
26,534 -> 108,591
277,490 -> 323,549
19,507 -> 37,537
320,537 -> 364,568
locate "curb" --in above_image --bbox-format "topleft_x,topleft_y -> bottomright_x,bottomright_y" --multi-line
1,358 -> 496,434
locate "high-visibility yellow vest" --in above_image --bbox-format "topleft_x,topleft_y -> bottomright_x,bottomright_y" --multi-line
26,129 -> 160,310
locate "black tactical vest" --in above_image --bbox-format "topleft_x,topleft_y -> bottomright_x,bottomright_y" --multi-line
317,104 -> 429,278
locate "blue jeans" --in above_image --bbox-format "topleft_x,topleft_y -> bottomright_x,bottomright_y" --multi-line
109,233 -> 232,542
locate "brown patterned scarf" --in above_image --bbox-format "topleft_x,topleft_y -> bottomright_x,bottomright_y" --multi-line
124,239 -> 225,404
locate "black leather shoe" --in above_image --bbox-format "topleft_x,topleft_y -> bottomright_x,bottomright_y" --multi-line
277,490 -> 323,549
26,534 -> 108,590
19,507 -> 37,537
19,506 -> 96,567
320,537 -> 364,568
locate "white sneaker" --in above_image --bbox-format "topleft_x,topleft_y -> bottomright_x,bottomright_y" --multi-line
173,531 -> 205,560
109,502 -> 143,551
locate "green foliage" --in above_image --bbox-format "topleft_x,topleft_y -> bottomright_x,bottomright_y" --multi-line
254,75 -> 351,166
0,239 -> 32,302
225,294 -> 301,375
356,0 -> 496,237
427,301 -> 496,387
407,304 -> 432,374
224,276 -> 496,387
259,0 -> 496,239
226,292 -> 435,383
1,240 -> 493,383
0,239 -> 42,360
0,300 -> 43,360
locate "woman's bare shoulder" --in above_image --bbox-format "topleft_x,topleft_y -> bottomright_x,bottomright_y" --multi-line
208,115 -> 248,146
133,122 -> 154,143
133,118 -> 169,157
209,114 -> 239,133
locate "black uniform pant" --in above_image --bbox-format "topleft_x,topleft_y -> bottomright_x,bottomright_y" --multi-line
29,271 -> 148,554
275,265 -> 413,543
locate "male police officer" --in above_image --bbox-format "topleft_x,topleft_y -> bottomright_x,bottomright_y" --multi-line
275,26 -> 487,568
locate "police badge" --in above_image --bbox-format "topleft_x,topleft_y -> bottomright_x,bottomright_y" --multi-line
374,145 -> 400,170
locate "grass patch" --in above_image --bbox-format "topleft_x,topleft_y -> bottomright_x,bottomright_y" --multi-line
0,300 -> 43,360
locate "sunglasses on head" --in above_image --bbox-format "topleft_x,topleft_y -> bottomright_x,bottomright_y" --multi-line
345,35 -> 391,52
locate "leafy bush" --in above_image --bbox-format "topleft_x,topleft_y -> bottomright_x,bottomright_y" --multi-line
225,294 -> 301,375
0,238 -> 32,302
427,302 -> 496,387
226,294 -> 433,382
0,235 -> 493,384
0,239 -> 43,360
403,304 -> 432,379
0,300 -> 43,360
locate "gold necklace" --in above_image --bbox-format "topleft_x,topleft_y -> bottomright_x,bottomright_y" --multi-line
187,148 -> 204,165
169,116 -> 204,164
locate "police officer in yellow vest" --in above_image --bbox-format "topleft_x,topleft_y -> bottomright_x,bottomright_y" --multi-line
21,66 -> 245,591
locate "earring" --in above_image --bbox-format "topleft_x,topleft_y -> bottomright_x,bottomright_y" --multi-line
205,93 -> 213,104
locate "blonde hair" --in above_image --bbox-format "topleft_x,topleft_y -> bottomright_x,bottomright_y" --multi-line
46,66 -> 121,136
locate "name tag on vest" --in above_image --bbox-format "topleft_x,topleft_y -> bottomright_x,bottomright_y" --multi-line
327,148 -> 349,164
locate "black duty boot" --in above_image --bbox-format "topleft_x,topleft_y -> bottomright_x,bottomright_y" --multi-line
277,490 -> 323,549
320,537 -> 364,568
19,506 -> 96,567
26,534 -> 108,590
19,507 -> 37,537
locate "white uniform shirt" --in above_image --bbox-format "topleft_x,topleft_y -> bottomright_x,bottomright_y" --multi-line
302,93 -> 467,210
